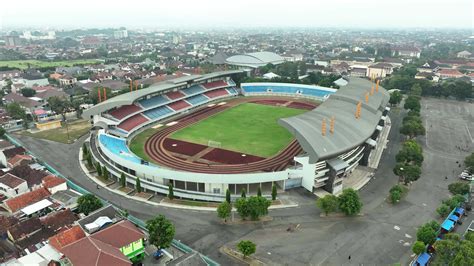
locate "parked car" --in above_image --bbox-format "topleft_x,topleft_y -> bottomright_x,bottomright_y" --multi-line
153,249 -> 164,260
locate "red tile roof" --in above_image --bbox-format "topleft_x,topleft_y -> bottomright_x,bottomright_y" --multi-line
4,187 -> 51,213
438,69 -> 464,76
42,175 -> 66,189
48,225 -> 86,252
90,220 -> 144,248
61,237 -> 131,266
7,154 -> 32,167
0,215 -> 19,235
41,209 -> 78,232
0,173 -> 26,188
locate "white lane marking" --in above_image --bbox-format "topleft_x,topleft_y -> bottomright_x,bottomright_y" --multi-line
465,125 -> 473,143
394,225 -> 400,230
405,234 -> 412,238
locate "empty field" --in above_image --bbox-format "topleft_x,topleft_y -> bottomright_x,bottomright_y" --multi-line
170,103 -> 306,157
0,59 -> 101,69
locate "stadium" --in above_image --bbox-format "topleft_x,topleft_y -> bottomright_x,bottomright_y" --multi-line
83,70 -> 390,201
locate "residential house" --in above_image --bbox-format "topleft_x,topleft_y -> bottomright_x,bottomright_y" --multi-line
457,50 -> 472,59
3,187 -> 51,213
48,225 -> 86,252
434,59 -> 466,69
381,58 -> 404,68
0,139 -> 15,151
77,205 -> 118,231
350,66 -> 368,77
35,88 -> 68,102
7,217 -> 42,242
367,63 -> 394,78
0,146 -> 26,168
391,46 -> 421,58
7,154 -> 33,168
0,70 -> 22,80
58,75 -> 77,87
3,92 -> 41,111
50,189 -> 81,210
0,215 -> 19,239
0,173 -> 28,198
42,175 -> 67,194
9,164 -> 48,190
49,73 -> 63,80
417,62 -> 439,73
90,72 -> 113,82
437,69 -> 464,79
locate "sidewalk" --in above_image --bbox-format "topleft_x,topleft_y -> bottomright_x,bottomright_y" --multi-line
79,148 -> 298,212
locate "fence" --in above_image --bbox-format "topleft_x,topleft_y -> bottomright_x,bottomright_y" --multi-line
4,134 -> 220,266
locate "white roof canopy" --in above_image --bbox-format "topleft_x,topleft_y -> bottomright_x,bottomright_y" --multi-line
21,199 -> 53,215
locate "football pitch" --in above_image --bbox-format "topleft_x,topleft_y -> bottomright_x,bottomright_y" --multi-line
170,103 -> 306,157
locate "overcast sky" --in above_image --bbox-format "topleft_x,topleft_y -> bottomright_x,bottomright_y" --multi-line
1,0 -> 473,29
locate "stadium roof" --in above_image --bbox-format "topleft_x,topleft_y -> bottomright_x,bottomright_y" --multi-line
82,70 -> 244,118
279,78 -> 389,164
225,52 -> 284,68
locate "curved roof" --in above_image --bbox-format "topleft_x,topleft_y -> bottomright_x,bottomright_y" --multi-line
82,70 -> 243,118
225,52 -> 284,68
279,78 -> 389,164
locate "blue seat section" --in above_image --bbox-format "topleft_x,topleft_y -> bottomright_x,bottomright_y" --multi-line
242,85 -> 335,98
226,87 -> 238,95
143,106 -> 174,120
99,133 -> 142,164
181,85 -> 205,95
242,86 -> 267,93
138,95 -> 169,109
300,87 -> 333,98
186,94 -> 209,106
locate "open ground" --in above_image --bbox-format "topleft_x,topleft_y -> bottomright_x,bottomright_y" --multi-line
0,59 -> 101,69
17,119 -> 91,144
13,97 -> 473,265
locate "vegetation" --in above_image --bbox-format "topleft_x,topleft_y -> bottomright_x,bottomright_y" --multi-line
395,140 -> 423,166
20,88 -> 36,97
412,241 -> 426,255
389,185 -> 403,203
235,196 -> 271,220
442,195 -> 465,210
0,59 -> 101,70
416,220 -> 440,245
170,103 -> 306,157
237,240 -> 256,258
257,187 -> 262,197
48,96 -> 72,121
337,188 -> 363,215
389,91 -> 402,106
102,165 -> 108,180
448,182 -> 470,195
0,126 -> 5,138
432,233 -> 474,265
86,153 -> 93,168
436,204 -> 451,217
128,127 -> 162,163
19,119 -> 91,144
241,188 -> 246,198
465,152 -> 474,174
95,162 -> 102,176
146,215 -> 176,249
82,143 -> 88,157
271,184 -> 277,200
168,183 -> 174,200
77,194 -> 103,215
316,195 -> 339,215
217,201 -> 232,222
120,172 -> 126,188
135,177 -> 142,193
225,189 -> 231,203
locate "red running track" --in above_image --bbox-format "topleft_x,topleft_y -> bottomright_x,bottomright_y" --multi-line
144,101 -> 303,174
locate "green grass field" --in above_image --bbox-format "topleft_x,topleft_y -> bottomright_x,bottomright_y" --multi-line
170,103 -> 306,157
129,127 -> 164,161
0,59 -> 101,69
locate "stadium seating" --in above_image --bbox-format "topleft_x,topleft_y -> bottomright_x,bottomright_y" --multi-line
181,85 -> 205,95
168,100 -> 191,111
138,95 -> 169,109
118,113 -> 149,132
226,87 -> 238,95
166,91 -> 185,100
186,94 -> 209,105
242,85 -> 335,99
109,104 -> 142,120
98,133 -> 142,163
300,87 -> 332,98
143,106 -> 174,120
204,89 -> 229,99
201,80 -> 228,89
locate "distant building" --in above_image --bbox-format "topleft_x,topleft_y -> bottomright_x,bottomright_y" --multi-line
367,63 -> 394,78
437,69 -> 464,79
114,29 -> 128,39
282,52 -> 304,62
457,50 -> 472,58
0,173 -> 28,198
225,51 -> 284,69
391,46 -> 421,58
4,35 -> 21,46
0,70 -> 22,80
58,75 -> 77,87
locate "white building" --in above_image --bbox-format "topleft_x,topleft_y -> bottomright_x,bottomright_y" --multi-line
0,173 -> 28,198
113,29 -> 128,39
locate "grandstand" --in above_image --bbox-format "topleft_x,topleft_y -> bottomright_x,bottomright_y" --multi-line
84,72 -> 390,201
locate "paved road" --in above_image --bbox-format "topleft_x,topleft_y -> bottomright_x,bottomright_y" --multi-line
13,98 -> 473,265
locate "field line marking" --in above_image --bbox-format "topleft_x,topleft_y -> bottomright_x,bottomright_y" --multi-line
465,125 -> 473,143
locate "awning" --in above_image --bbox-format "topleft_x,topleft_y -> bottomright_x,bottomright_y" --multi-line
416,252 -> 431,266
21,199 -> 53,215
455,207 -> 465,216
441,219 -> 455,231
448,214 -> 459,222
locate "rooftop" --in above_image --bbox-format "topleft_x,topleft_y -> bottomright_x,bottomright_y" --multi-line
61,237 -> 131,266
42,175 -> 66,189
48,225 -> 86,252
4,187 -> 51,213
90,220 -> 144,248
0,173 -> 26,188
225,51 -> 285,68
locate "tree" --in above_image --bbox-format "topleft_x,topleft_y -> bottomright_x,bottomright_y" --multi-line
316,195 -> 339,215
389,91 -> 402,106
217,201 -> 232,222
0,126 -> 5,138
168,183 -> 174,199
465,153 -> 474,174
400,120 -> 425,139
6,102 -> 27,120
82,143 -> 88,158
86,153 -> 93,168
146,215 -> 175,249
396,140 -> 424,166
120,172 -> 126,188
237,240 -> 256,258
443,195 -> 465,210
241,188 -> 246,198
403,164 -> 422,184
404,95 -> 421,112
136,177 -> 142,193
412,241 -> 425,255
247,196 -> 271,220
235,198 -> 250,219
257,187 -> 262,197
225,189 -> 231,203
390,189 -> 401,204
20,88 -> 36,97
95,162 -> 102,176
271,184 -> 277,200
437,204 -> 451,218
48,96 -> 72,121
77,194 -> 103,215
410,84 -> 422,97
337,188 -> 362,215
102,165 -> 108,180
448,182 -> 470,195
416,221 -> 439,245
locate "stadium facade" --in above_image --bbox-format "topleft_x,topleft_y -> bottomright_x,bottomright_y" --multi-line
84,71 -> 389,201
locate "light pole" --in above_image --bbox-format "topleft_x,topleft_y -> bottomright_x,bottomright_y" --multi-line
399,167 -> 404,183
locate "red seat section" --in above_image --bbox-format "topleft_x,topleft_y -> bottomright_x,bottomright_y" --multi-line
166,91 -> 185,100
201,80 -> 228,89
168,100 -> 191,111
204,89 -> 229,99
118,114 -> 149,132
109,104 -> 142,120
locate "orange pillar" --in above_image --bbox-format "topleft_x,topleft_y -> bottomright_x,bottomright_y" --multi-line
98,88 -> 101,103
330,116 -> 335,134
376,79 -> 379,92
321,118 -> 326,136
371,85 -> 374,95
130,79 -> 132,92
365,92 -> 369,103
103,88 -> 107,101
135,81 -> 139,91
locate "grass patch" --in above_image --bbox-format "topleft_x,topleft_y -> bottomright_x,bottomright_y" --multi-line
170,103 -> 306,157
19,119 -> 91,143
0,59 -> 101,69
129,127 -> 165,161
